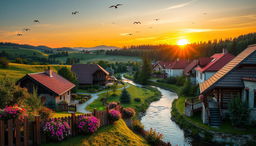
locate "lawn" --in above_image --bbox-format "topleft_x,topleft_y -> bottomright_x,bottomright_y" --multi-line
86,84 -> 160,112
174,97 -> 256,135
43,119 -> 148,146
0,46 -> 48,58
55,53 -> 141,63
0,63 -> 70,81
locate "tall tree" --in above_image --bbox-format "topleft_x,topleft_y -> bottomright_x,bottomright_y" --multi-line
120,88 -> 131,104
58,67 -> 78,91
139,56 -> 152,85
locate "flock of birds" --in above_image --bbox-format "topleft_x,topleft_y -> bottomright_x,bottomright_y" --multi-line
16,3 -> 206,37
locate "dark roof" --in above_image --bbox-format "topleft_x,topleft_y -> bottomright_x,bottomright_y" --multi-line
170,60 -> 191,69
184,60 -> 198,75
195,53 -> 235,72
157,61 -> 173,69
27,71 -> 75,95
71,64 -> 109,84
184,57 -> 212,75
200,44 -> 256,94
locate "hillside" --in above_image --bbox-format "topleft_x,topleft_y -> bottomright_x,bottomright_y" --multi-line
0,63 -> 70,81
43,119 -> 148,146
0,46 -> 48,58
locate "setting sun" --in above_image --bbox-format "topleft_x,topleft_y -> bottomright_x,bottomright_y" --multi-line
177,39 -> 190,46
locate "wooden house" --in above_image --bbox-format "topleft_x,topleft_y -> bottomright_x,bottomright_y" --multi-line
199,44 -> 256,126
17,69 -> 75,108
71,64 -> 110,85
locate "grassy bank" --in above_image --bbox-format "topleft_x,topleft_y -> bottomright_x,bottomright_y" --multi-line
43,119 -> 148,146
86,84 -> 161,113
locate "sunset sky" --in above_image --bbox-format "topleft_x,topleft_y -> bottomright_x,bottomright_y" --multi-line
0,0 -> 256,48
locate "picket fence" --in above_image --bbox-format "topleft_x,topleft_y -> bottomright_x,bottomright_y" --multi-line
0,108 -> 110,146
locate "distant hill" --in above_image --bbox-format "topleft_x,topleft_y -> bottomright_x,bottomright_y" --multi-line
73,45 -> 120,51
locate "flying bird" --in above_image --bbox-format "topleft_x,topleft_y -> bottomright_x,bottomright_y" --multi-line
133,21 -> 141,24
72,11 -> 79,15
154,19 -> 159,21
23,28 -> 31,32
203,12 -> 207,15
17,33 -> 23,36
33,20 -> 40,23
127,33 -> 133,36
109,4 -> 122,9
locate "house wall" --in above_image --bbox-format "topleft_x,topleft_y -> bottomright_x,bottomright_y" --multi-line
39,94 -> 56,105
55,91 -> 71,104
170,69 -> 183,77
165,69 -> 171,77
196,71 -> 216,84
243,80 -> 256,121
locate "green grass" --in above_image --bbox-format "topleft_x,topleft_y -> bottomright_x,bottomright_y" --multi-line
0,63 -> 70,81
149,80 -> 182,94
55,53 -> 141,63
86,84 -> 160,112
43,119 -> 148,146
174,97 -> 256,135
0,46 -> 48,58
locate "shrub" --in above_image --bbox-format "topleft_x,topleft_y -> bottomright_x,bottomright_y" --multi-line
0,104 -> 27,120
132,120 -> 145,134
145,128 -> 163,146
77,115 -> 100,134
166,77 -> 177,84
228,97 -> 250,127
120,88 -> 131,104
108,109 -> 121,122
42,119 -> 71,141
108,102 -> 118,109
58,100 -> 68,105
122,108 -> 136,119
0,57 -> 9,68
38,107 -> 54,120
134,98 -> 141,102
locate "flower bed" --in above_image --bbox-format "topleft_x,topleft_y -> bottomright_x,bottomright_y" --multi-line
0,104 -> 27,120
122,107 -> 136,119
42,119 -> 71,142
108,109 -> 121,123
77,115 -> 100,134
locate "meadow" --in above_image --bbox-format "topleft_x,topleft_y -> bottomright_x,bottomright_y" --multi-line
0,46 -> 48,58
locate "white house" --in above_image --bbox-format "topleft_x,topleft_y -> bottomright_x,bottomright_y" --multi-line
168,60 -> 191,77
195,51 -> 234,84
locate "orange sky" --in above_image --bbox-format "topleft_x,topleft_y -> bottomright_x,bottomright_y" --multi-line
0,0 -> 256,48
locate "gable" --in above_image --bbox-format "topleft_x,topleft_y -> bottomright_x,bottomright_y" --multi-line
241,51 -> 256,65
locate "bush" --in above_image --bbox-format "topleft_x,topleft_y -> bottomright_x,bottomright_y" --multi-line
132,120 -> 145,134
108,109 -> 121,122
145,128 -> 163,146
228,97 -> 250,127
166,77 -> 177,84
0,104 -> 27,120
108,102 -> 118,109
42,119 -> 71,141
134,98 -> 141,102
122,108 -> 136,119
38,107 -> 54,120
0,57 -> 9,68
120,88 -> 131,104
77,115 -> 100,134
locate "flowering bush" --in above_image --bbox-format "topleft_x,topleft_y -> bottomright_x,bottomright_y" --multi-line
0,104 -> 27,120
108,109 -> 121,122
108,102 -> 118,109
122,107 -> 136,119
77,115 -> 100,134
145,128 -> 164,145
42,119 -> 71,142
38,107 -> 54,121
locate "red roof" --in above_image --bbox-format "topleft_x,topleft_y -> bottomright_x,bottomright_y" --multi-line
158,61 -> 173,69
195,53 -> 234,73
28,71 -> 75,95
184,57 -> 211,75
170,60 -> 191,69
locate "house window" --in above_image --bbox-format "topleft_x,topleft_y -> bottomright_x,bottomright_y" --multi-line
60,96 -> 62,100
245,89 -> 249,106
200,73 -> 203,80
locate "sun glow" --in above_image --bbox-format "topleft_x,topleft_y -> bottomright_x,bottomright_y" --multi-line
177,39 -> 190,46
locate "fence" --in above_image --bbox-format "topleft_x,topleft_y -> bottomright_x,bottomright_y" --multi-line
0,107 -> 110,146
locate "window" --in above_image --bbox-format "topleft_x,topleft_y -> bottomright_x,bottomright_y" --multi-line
254,91 -> 256,108
60,96 -> 62,100
245,89 -> 249,106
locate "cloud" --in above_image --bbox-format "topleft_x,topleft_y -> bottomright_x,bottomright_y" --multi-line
166,0 -> 197,10
120,33 -> 132,36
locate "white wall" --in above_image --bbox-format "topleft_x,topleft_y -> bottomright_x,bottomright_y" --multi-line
196,71 -> 216,84
171,69 -> 183,77
165,69 -> 171,77
55,91 -> 71,104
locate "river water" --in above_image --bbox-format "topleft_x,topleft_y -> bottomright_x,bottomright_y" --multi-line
122,78 -> 191,146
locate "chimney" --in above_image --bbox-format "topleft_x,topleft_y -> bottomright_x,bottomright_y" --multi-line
45,67 -> 53,77
222,48 -> 228,54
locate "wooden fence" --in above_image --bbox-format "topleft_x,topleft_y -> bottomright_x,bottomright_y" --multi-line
0,108 -> 110,146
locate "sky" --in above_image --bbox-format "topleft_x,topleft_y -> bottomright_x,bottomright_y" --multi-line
0,0 -> 256,48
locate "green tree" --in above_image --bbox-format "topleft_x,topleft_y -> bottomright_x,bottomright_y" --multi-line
111,82 -> 118,95
139,56 -> 152,85
228,97 -> 250,127
0,57 -> 9,68
24,88 -> 42,113
58,67 -> 78,92
120,88 -> 131,104
181,78 -> 192,96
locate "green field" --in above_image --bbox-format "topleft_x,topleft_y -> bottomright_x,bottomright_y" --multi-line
43,119 -> 148,146
55,53 -> 141,63
0,46 -> 48,58
86,84 -> 159,112
0,63 -> 70,81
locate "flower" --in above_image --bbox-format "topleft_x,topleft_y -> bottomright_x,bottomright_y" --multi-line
0,104 -> 27,120
122,108 -> 136,119
77,115 -> 100,134
108,109 -> 121,122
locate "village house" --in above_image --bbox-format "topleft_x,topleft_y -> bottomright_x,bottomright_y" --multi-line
195,50 -> 235,84
71,64 -> 110,85
199,44 -> 256,126
168,59 -> 191,77
17,69 -> 75,108
152,61 -> 171,78
183,57 -> 212,84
